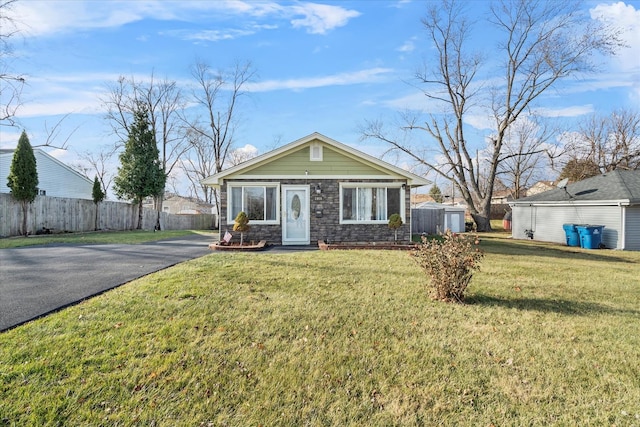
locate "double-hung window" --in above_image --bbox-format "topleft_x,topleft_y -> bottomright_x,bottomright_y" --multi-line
340,184 -> 403,223
228,183 -> 279,224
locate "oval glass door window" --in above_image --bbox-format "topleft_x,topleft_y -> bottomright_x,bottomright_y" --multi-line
291,194 -> 301,219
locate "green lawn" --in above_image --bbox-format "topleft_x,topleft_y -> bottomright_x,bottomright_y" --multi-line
0,229 -> 215,249
1,235 -> 639,425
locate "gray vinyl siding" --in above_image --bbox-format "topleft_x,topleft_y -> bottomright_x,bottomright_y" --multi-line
624,206 -> 640,251
512,204 -> 622,249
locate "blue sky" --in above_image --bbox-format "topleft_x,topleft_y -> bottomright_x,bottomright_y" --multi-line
2,0 -> 639,195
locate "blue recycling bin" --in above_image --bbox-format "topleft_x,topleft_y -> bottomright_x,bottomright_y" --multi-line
562,224 -> 580,247
576,225 -> 605,249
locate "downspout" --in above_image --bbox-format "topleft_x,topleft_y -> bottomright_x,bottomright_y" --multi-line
620,202 -> 626,250
406,182 -> 412,241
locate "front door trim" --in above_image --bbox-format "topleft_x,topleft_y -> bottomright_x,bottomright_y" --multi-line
282,185 -> 310,245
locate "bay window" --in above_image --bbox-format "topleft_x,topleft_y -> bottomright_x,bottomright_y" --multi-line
340,184 -> 403,223
228,183 -> 279,223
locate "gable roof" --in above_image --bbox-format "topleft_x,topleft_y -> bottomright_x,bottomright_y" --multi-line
511,170 -> 640,205
1,148 -> 93,185
201,132 -> 431,187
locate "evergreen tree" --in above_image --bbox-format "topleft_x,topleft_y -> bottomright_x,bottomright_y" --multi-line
113,103 -> 166,229
92,175 -> 105,231
429,184 -> 444,203
7,131 -> 38,235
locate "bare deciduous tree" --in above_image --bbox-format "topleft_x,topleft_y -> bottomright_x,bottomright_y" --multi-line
182,60 -> 256,216
75,145 -> 118,197
564,108 -> 640,173
0,0 -> 25,127
228,144 -> 258,167
102,73 -> 187,228
497,117 -> 555,199
181,128 -> 217,204
362,0 -> 622,231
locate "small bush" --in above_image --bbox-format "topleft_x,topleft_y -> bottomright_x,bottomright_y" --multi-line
388,213 -> 403,241
233,211 -> 250,245
412,230 -> 484,303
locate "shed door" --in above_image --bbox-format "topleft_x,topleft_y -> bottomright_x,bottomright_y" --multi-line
282,186 -> 310,245
445,212 -> 463,233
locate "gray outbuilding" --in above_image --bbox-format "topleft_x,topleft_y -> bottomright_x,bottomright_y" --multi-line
509,170 -> 640,251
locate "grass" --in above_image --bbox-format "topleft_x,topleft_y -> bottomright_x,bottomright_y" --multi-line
0,229 -> 215,249
1,235 -> 639,425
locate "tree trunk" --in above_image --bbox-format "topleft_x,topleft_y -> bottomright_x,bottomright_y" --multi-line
21,201 -> 29,236
94,202 -> 99,231
154,194 -> 162,231
137,200 -> 143,229
471,200 -> 493,232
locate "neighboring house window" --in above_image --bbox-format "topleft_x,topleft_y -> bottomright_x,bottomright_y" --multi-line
340,184 -> 403,223
228,183 -> 279,223
310,143 -> 323,161
163,206 -> 170,212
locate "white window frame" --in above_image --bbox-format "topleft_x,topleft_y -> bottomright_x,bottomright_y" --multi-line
310,142 -> 323,161
227,182 -> 280,225
339,183 -> 405,224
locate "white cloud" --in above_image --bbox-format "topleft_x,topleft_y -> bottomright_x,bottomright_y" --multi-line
170,28 -> 258,42
234,144 -> 258,156
246,67 -> 393,92
590,2 -> 640,101
534,105 -> 595,118
0,129 -> 23,149
11,0 -> 360,38
397,38 -> 416,53
464,114 -> 494,131
15,74 -> 113,118
289,3 -> 361,34
591,2 -> 640,72
383,91 -> 428,110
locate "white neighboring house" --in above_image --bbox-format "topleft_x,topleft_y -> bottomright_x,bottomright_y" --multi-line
0,149 -> 93,200
509,170 -> 640,251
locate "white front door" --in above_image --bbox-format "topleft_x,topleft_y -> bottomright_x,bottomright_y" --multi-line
282,186 -> 310,245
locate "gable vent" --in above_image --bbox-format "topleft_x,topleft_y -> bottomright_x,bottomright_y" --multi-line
310,143 -> 323,161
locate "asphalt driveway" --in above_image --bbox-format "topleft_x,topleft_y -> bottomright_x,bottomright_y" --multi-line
0,234 -> 215,332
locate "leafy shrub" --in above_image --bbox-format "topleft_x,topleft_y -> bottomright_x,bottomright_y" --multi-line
388,213 -> 403,241
412,230 -> 484,303
233,211 -> 250,245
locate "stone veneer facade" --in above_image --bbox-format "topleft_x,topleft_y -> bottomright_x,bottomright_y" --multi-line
219,178 -> 410,245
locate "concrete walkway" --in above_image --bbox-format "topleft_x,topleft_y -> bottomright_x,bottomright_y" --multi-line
0,234 -> 215,332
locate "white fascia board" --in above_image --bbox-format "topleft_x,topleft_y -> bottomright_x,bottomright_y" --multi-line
200,132 -> 432,187
510,199 -> 630,207
223,174 -> 412,181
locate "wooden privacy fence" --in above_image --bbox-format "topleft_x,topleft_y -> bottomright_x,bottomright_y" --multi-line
411,208 -> 445,235
0,193 -> 216,237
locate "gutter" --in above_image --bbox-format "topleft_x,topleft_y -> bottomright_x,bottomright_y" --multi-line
510,199 -> 630,207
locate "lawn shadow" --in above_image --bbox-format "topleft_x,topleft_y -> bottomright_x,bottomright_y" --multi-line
479,235 -> 634,264
467,294 -> 640,317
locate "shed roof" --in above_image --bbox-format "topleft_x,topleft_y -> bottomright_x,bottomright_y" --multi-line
511,170 -> 640,205
413,201 -> 467,211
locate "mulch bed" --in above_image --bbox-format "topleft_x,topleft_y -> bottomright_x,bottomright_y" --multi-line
318,240 -> 418,251
209,240 -> 267,251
